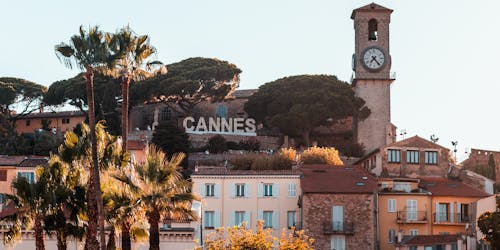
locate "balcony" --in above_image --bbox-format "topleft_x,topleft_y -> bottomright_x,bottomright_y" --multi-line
433,213 -> 471,224
322,221 -> 355,235
396,211 -> 428,224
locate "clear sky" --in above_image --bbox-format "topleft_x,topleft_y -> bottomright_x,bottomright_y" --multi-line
1,0 -> 499,161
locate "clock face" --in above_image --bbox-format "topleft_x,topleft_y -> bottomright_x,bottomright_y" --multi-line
362,47 -> 385,71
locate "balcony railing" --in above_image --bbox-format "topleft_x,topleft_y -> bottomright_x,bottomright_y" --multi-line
396,211 -> 428,223
433,213 -> 471,224
322,221 -> 354,235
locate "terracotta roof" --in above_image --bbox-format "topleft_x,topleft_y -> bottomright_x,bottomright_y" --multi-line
399,235 -> 458,246
386,135 -> 449,151
0,203 -> 18,219
18,157 -> 48,167
231,89 -> 258,98
300,164 -> 377,194
127,140 -> 147,150
419,177 -> 490,197
192,166 -> 301,176
0,156 -> 26,166
17,110 -> 85,119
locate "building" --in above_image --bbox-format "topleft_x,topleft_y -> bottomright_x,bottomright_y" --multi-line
191,167 -> 302,244
461,148 -> 500,184
351,3 -> 397,153
14,110 -> 85,134
357,136 -> 452,178
0,155 -> 47,199
300,165 -> 377,250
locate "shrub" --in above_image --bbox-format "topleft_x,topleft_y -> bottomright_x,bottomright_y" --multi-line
280,148 -> 297,163
208,135 -> 228,153
251,157 -> 271,171
336,143 -> 365,158
239,138 -> 260,151
301,146 -> 343,165
269,154 -> 294,170
226,141 -> 240,150
152,121 -> 190,156
230,155 -> 255,170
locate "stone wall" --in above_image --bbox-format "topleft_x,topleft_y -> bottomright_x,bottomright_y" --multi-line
302,193 -> 376,250
462,148 -> 500,183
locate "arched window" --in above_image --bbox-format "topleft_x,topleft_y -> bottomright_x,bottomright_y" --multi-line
368,19 -> 378,41
160,107 -> 172,121
215,104 -> 228,118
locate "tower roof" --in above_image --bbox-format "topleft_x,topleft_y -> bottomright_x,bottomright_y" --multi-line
351,2 -> 393,19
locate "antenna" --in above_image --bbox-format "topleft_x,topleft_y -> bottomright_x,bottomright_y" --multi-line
451,141 -> 458,161
399,129 -> 407,139
430,134 -> 439,143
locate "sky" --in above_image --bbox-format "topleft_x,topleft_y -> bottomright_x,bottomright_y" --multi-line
1,0 -> 500,161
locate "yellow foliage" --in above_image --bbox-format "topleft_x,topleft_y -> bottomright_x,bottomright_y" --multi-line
204,221 -> 314,250
279,148 -> 297,163
301,146 -> 343,166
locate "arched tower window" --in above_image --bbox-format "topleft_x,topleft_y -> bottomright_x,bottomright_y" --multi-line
368,19 -> 378,41
215,104 -> 228,118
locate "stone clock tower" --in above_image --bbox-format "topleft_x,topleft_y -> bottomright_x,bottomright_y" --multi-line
351,3 -> 396,153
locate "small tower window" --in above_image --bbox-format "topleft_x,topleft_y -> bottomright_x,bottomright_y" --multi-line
368,19 -> 378,41
215,104 -> 228,118
160,107 -> 172,121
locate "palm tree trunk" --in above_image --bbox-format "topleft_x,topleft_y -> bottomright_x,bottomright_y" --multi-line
121,221 -> 132,250
83,67 -> 104,250
107,226 -> 116,250
121,75 -> 131,151
34,215 -> 45,250
57,234 -> 67,250
148,210 -> 161,250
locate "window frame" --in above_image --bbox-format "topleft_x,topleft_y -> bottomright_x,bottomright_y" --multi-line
264,183 -> 273,197
425,151 -> 438,165
235,211 -> 245,226
204,211 -> 215,229
62,118 -> 70,124
388,199 -> 396,213
288,183 -> 296,197
287,211 -> 296,229
236,184 -> 245,197
263,211 -> 273,228
388,229 -> 396,243
406,150 -> 419,164
205,183 -> 215,197
388,149 -> 401,163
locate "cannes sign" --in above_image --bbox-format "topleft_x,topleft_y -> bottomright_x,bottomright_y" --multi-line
183,117 -> 256,136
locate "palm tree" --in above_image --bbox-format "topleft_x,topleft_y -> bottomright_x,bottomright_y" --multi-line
106,26 -> 166,151
55,26 -> 112,250
114,146 -> 198,250
41,156 -> 87,250
0,175 -> 49,250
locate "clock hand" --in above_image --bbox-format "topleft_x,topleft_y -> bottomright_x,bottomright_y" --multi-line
371,56 -> 381,66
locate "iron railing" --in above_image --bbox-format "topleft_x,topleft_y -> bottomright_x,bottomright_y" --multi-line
433,213 -> 471,224
322,221 -> 355,235
396,211 -> 428,223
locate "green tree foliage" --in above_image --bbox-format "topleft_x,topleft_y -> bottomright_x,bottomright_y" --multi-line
152,121 -> 190,156
130,57 -> 242,116
244,75 -> 370,146
478,197 -> 500,249
44,73 -> 121,135
208,135 -> 228,153
113,146 -> 198,250
0,77 -> 47,119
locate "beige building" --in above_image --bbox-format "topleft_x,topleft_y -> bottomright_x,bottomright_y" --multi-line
14,111 -> 85,135
191,167 -> 302,245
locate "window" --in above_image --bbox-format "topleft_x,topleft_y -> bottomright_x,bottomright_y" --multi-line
393,182 -> 411,192
206,184 -> 215,197
0,170 -> 6,181
436,203 -> 449,222
62,118 -> 70,124
409,229 -> 418,236
160,107 -> 172,121
425,151 -> 438,165
264,184 -> 273,197
388,149 -> 401,163
388,199 -> 396,212
331,235 -> 345,250
288,183 -> 296,197
235,211 -> 245,226
287,211 -> 296,228
18,172 -> 35,183
368,18 -> 378,41
215,104 -> 227,118
388,229 -> 396,243
332,206 -> 344,231
236,184 -> 245,197
263,211 -> 273,228
459,203 -> 470,222
409,247 -> 417,250
381,182 -> 389,190
204,211 -> 215,229
406,150 -> 419,164
0,194 -> 4,204
407,199 -> 417,221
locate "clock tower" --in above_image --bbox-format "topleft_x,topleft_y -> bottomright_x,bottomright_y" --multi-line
351,3 -> 396,153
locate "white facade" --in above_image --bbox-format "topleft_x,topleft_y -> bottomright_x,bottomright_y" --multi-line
191,169 -> 302,243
